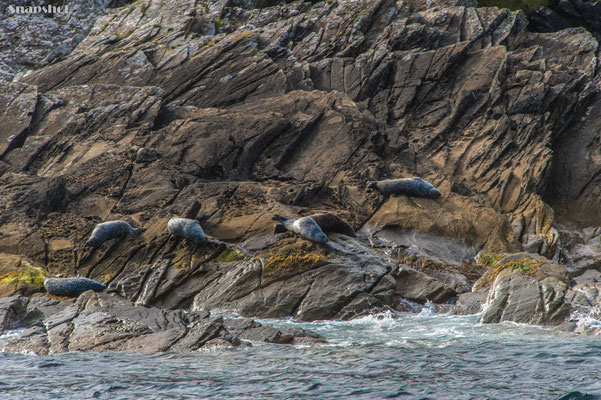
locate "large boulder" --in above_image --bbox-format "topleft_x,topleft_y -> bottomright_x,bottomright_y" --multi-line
477,254 -> 571,324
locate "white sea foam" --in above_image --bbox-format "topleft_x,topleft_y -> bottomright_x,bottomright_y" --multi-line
569,306 -> 601,334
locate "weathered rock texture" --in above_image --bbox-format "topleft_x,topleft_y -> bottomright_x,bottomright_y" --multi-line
1,0 -> 601,339
0,291 -> 324,355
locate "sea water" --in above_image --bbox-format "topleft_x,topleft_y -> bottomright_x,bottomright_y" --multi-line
1,310 -> 601,399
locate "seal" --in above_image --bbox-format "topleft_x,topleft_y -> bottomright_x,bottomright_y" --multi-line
272,214 -> 329,243
167,217 -> 206,243
44,277 -> 106,298
273,212 -> 355,237
367,177 -> 441,199
85,220 -> 145,247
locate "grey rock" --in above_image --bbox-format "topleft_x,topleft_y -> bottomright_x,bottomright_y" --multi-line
451,291 -> 487,316
394,267 -> 457,304
0,291 -> 325,354
480,269 -> 571,325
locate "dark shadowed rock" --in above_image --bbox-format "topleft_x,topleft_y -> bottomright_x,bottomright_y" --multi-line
451,291 -> 488,316
394,267 -> 457,304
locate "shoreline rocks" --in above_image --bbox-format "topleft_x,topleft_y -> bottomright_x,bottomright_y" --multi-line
1,0 -> 601,348
0,291 -> 325,355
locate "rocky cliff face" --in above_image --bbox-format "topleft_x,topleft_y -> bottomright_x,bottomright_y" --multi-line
2,0 -> 601,344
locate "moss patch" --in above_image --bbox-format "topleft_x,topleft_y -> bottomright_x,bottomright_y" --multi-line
263,251 -> 328,280
477,252 -> 502,268
0,263 -> 45,286
0,256 -> 46,297
216,248 -> 245,263
396,251 -> 484,282
474,256 -> 542,291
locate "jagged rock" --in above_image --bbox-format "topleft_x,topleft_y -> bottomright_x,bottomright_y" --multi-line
187,236 -> 396,321
0,0 -> 600,335
473,253 -> 570,292
480,268 -> 571,325
451,291 -> 487,316
394,267 -> 457,304
0,292 -> 325,354
529,0 -> 601,39
0,0 -> 111,81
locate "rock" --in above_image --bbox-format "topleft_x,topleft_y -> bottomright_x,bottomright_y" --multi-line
0,0 -> 600,335
451,291 -> 487,316
480,268 -> 571,325
394,267 -> 456,304
0,0 -> 109,81
529,1 -> 601,39
188,236 -> 396,321
0,292 -> 325,354
473,253 -> 570,292
573,270 -> 601,285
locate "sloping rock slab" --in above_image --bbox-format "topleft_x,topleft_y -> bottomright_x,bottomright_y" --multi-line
0,292 -> 324,355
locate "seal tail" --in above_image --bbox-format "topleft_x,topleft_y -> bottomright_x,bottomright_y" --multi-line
132,227 -> 146,236
272,214 -> 288,223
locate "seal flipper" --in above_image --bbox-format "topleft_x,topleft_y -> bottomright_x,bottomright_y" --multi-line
132,227 -> 146,236
273,223 -> 287,234
272,214 -> 289,223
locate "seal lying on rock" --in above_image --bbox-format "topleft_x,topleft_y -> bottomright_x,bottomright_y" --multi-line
168,217 -> 206,243
86,220 -> 145,247
44,277 -> 106,297
274,212 -> 355,237
272,215 -> 329,244
367,177 -> 441,199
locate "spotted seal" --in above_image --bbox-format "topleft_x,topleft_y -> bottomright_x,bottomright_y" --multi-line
167,217 -> 206,243
272,214 -> 328,243
44,277 -> 106,297
367,177 -> 441,199
85,220 -> 145,247
274,212 -> 355,237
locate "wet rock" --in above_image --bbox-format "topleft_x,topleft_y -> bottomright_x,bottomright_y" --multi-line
0,0 -> 600,335
451,291 -> 487,316
187,236 -> 396,321
0,292 -> 325,354
394,267 -> 456,304
480,268 -> 571,325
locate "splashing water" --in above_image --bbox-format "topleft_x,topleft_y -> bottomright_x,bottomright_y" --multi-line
1,311 -> 601,399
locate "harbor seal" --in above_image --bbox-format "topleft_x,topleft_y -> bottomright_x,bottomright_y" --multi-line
85,220 -> 145,247
273,212 -> 355,237
367,177 -> 441,199
167,217 -> 206,243
44,277 -> 106,297
272,215 -> 329,244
